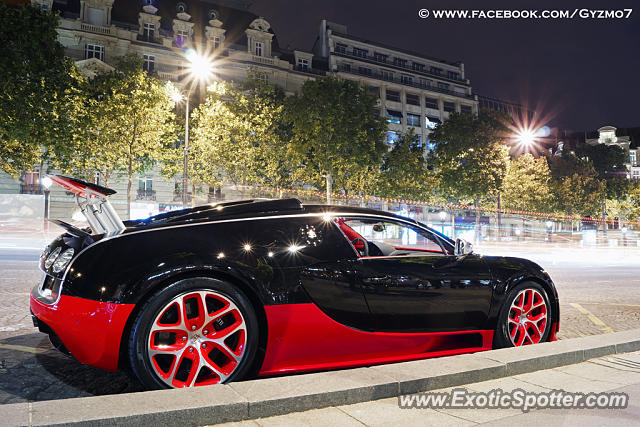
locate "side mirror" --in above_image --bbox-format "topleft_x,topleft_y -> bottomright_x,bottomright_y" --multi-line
454,238 -> 473,256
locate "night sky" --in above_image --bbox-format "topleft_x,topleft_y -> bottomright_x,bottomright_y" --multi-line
249,0 -> 639,132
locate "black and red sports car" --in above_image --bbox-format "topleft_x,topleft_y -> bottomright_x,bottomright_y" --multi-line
31,176 -> 559,389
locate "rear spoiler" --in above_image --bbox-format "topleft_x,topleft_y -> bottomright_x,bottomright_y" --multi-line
48,175 -> 125,236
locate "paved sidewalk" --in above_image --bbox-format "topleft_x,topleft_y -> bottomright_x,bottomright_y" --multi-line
216,351 -> 640,426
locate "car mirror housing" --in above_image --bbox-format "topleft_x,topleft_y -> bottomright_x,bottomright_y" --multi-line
454,238 -> 473,256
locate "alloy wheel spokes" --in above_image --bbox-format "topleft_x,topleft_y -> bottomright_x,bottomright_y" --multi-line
507,288 -> 548,346
147,289 -> 247,387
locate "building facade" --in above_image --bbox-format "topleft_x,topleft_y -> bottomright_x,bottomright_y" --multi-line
314,20 -> 477,147
2,0 -> 484,219
586,126 -> 640,180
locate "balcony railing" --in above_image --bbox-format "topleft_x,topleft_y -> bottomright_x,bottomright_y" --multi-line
80,23 -> 113,35
339,66 -> 474,99
293,65 -> 326,76
20,184 -> 43,194
136,189 -> 157,201
334,50 -> 466,83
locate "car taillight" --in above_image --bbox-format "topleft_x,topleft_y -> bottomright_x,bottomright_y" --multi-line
52,248 -> 74,273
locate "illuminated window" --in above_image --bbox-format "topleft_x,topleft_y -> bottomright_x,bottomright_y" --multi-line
297,58 -> 309,71
386,131 -> 400,145
406,113 -> 421,127
143,22 -> 155,40
84,44 -> 105,61
143,54 -> 155,72
386,110 -> 402,125
254,41 -> 264,56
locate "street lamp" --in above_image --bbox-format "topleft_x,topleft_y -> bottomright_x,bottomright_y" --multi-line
41,176 -> 52,232
172,50 -> 214,208
438,211 -> 447,221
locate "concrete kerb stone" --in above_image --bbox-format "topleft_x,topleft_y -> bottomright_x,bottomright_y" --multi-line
370,353 -> 507,395
0,328 -> 639,426
228,367 -> 399,419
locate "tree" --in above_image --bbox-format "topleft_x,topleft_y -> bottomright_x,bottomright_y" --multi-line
501,154 -> 553,213
574,143 -> 627,179
63,55 -> 176,218
377,130 -> 437,200
187,74 -> 292,199
0,4 -> 82,175
551,167 -> 606,217
287,77 -> 387,203
429,110 -> 510,201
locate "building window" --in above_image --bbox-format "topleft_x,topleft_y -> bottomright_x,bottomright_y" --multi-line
143,22 -> 155,40
367,86 -> 380,98
631,152 -> 637,165
419,78 -> 432,88
374,52 -> 388,62
143,54 -> 155,72
425,116 -> 441,130
400,75 -> 413,86
412,62 -> 425,72
381,70 -> 394,81
213,36 -> 221,50
393,58 -> 408,68
339,63 -> 351,72
461,105 -> 472,115
335,43 -> 347,54
386,90 -> 401,103
437,82 -> 450,91
406,93 -> 420,106
297,58 -> 309,71
407,113 -> 421,127
254,41 -> 264,56
353,47 -> 368,58
85,44 -> 105,61
430,66 -> 442,75
447,71 -> 460,80
386,131 -> 400,145
443,101 -> 456,113
358,66 -> 372,76
176,29 -> 190,45
425,97 -> 439,109
386,110 -> 402,124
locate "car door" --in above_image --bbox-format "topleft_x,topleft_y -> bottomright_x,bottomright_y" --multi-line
336,216 -> 493,333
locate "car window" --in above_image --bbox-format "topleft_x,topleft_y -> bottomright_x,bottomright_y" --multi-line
334,217 -> 444,258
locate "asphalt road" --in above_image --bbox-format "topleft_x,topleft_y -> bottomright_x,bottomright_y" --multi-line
0,243 -> 639,404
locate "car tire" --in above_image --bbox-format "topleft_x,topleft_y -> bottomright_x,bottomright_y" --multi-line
128,277 -> 258,389
493,281 -> 552,348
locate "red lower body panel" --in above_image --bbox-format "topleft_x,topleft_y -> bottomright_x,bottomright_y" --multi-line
30,292 -> 134,371
259,303 -> 493,376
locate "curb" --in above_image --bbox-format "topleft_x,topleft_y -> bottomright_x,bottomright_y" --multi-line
2,329 -> 639,426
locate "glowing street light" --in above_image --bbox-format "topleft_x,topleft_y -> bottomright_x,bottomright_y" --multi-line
515,128 -> 536,147
438,211 -> 447,221
171,50 -> 214,208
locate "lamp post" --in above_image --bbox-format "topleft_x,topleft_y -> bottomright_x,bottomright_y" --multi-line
41,176 -> 52,232
171,50 -> 214,208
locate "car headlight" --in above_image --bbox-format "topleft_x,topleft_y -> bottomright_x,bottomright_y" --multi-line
44,247 -> 61,270
52,248 -> 75,273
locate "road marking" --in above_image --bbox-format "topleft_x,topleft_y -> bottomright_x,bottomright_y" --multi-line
569,303 -> 615,334
0,343 -> 48,354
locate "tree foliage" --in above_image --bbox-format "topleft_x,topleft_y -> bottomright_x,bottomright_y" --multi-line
429,110 -> 509,201
377,130 -> 437,200
63,55 -> 176,217
287,76 -> 387,203
0,4 -> 82,176
501,154 -> 553,212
